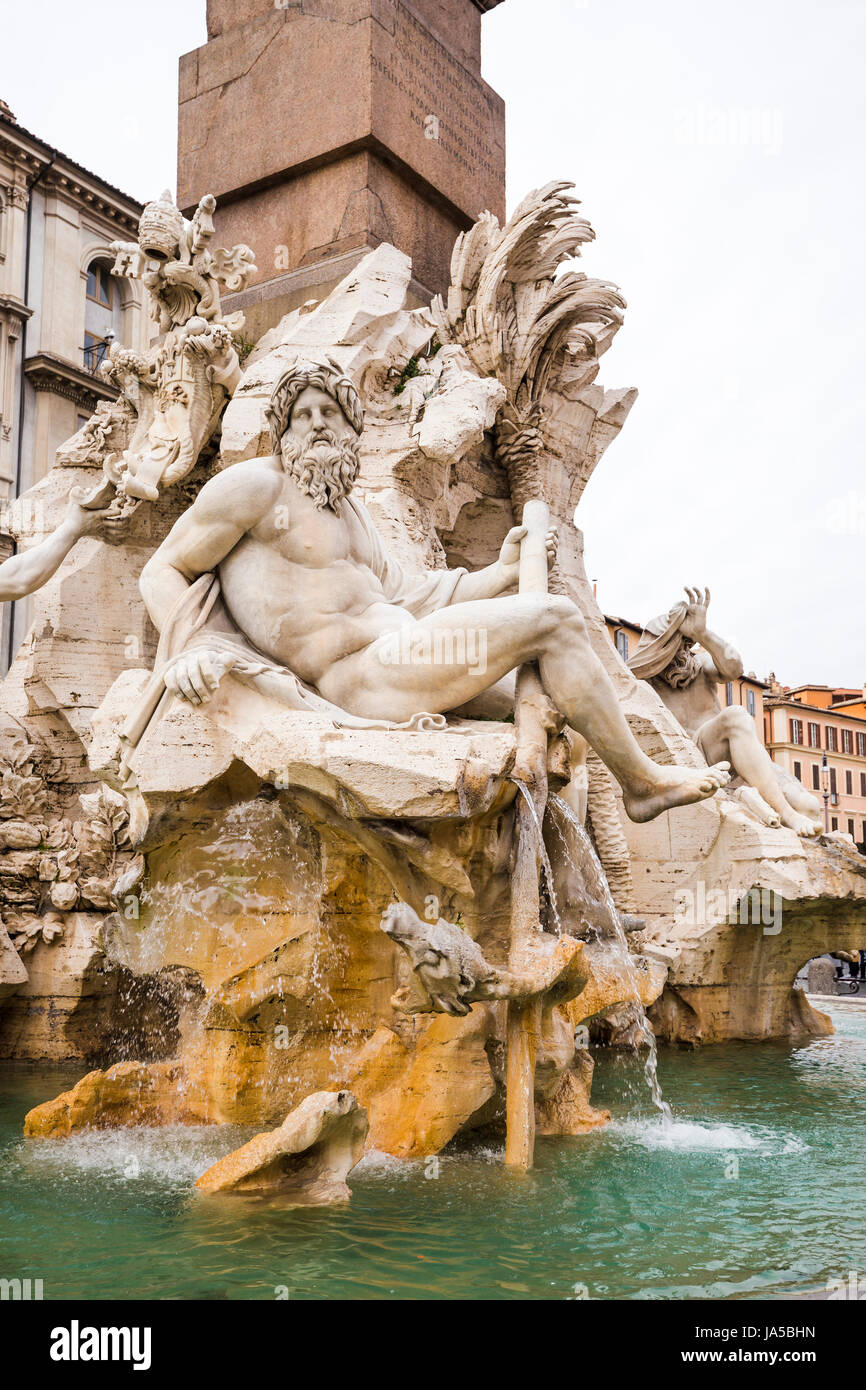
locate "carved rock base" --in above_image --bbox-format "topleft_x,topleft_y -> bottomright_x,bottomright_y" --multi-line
195,1090 -> 367,1203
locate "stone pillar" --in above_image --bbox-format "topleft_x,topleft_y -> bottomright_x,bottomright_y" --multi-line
178,0 -> 507,340
0,181 -> 29,500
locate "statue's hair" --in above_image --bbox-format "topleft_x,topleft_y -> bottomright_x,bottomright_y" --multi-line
661,640 -> 701,689
266,358 -> 363,453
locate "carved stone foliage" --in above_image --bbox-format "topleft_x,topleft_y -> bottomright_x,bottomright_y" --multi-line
0,714 -> 139,962
430,179 -> 625,514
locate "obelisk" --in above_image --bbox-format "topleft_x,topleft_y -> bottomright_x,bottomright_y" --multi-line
178,0 -> 507,339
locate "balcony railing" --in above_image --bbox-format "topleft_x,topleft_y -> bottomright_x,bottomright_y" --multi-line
82,336 -> 112,375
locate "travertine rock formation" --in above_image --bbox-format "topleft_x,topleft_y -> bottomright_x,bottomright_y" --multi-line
195,1090 -> 367,1202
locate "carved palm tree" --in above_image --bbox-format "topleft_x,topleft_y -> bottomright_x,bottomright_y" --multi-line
432,183 -> 626,1169
430,179 -> 625,512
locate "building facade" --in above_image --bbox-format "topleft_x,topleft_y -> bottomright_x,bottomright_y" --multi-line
0,98 -> 147,662
764,685 -> 866,846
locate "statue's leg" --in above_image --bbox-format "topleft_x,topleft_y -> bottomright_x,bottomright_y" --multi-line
698,707 -> 820,836
318,593 -> 729,822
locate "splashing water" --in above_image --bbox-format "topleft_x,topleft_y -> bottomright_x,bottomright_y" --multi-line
548,794 -> 672,1122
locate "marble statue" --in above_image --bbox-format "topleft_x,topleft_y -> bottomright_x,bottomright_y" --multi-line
0,191 -> 256,610
0,491 -> 123,602
630,587 -> 822,835
380,901 -> 587,1015
136,359 -> 729,823
95,189 -> 254,504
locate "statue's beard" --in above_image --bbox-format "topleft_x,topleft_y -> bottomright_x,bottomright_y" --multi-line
661,643 -> 700,689
280,429 -> 361,511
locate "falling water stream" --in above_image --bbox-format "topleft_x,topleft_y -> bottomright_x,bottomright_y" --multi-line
548,794 -> 672,1121
514,780 -> 671,1120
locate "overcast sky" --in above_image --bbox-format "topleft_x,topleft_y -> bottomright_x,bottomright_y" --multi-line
3,0 -> 864,686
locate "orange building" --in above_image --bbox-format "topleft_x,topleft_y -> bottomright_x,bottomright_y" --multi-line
764,684 -> 866,845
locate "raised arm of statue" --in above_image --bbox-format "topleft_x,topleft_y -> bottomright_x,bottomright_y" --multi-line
678,586 -> 743,682
0,491 -> 122,604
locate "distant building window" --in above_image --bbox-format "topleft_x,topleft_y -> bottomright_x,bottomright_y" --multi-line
747,689 -> 756,716
812,764 -> 820,791
86,260 -> 113,308
826,726 -> 837,752
848,819 -> 855,838
793,761 -> 802,781
831,816 -> 838,831
861,772 -> 866,797
615,630 -> 629,662
726,682 -> 734,706
830,767 -> 838,801
808,722 -> 821,748
846,770 -> 853,795
790,718 -> 803,745
858,732 -> 866,757
842,728 -> 853,754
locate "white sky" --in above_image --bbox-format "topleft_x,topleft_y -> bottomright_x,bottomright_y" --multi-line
3,0 -> 864,687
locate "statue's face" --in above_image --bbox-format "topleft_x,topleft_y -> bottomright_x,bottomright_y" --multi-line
279,382 -> 361,511
286,385 -> 353,444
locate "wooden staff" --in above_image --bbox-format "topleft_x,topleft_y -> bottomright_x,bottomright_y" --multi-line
505,498 -> 551,1171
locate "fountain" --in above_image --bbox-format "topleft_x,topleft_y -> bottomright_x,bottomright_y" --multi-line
2,179 -> 865,1208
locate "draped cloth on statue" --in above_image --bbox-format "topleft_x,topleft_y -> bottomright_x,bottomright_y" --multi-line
120,495 -> 469,767
627,600 -> 689,681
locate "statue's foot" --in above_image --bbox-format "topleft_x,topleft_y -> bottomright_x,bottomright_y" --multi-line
623,762 -> 730,823
734,785 -> 782,828
779,807 -> 822,837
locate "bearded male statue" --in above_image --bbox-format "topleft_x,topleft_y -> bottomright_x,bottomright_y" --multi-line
136,360 -> 729,823
630,587 -> 822,836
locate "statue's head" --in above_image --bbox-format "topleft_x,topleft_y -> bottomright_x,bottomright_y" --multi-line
660,639 -> 701,689
266,360 -> 363,512
641,603 -> 701,689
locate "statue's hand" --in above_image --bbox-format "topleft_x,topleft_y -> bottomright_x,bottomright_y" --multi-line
545,526 -> 558,570
497,524 -> 559,587
679,585 -> 710,640
164,648 -> 235,705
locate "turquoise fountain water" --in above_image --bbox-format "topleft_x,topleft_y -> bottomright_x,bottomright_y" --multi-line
2,1001 -> 864,1300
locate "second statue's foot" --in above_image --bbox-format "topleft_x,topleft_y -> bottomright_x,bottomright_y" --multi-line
623,761 -> 730,824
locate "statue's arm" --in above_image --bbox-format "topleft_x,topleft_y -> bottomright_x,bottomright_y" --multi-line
697,634 -> 743,683
449,523 -> 559,603
140,463 -> 281,631
0,494 -> 108,603
678,587 -> 742,682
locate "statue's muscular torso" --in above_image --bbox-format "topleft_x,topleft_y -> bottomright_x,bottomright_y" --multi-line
215,459 -> 411,685
650,657 -> 723,741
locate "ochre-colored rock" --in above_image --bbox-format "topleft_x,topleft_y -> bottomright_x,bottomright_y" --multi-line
195,1090 -> 367,1202
23,1061 -> 210,1138
347,1008 -> 496,1157
535,1052 -> 610,1136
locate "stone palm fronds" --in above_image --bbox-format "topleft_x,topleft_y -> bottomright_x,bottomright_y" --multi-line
430,180 -> 625,413
430,180 -> 625,510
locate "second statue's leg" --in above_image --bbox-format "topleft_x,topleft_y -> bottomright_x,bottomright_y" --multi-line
699,708 -> 821,836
